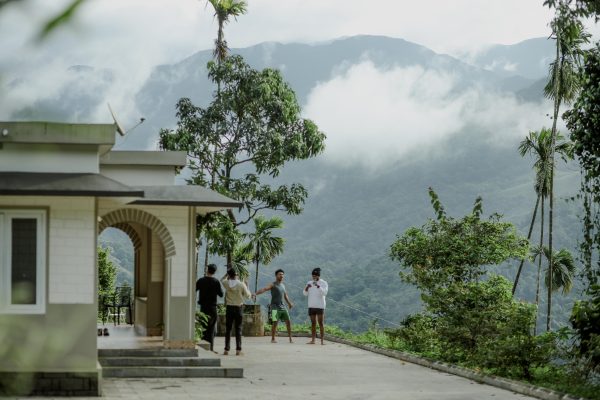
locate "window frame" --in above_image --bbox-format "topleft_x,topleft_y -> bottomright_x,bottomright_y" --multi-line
0,209 -> 47,314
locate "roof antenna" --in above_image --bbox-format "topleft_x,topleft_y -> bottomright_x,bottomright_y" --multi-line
107,103 -> 145,136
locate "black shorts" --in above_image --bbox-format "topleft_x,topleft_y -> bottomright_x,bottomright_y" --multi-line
308,308 -> 324,316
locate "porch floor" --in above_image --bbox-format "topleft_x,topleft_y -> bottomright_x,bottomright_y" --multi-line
97,325 -> 163,349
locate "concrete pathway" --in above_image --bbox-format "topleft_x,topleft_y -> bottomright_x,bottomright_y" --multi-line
33,337 -> 537,400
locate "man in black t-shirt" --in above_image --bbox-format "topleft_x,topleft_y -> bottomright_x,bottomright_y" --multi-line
196,264 -> 223,352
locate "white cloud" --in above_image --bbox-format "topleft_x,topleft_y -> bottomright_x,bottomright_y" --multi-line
303,60 -> 554,169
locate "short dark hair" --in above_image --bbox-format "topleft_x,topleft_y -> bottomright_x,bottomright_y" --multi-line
207,264 -> 217,274
227,269 -> 237,279
312,267 -> 321,276
275,269 -> 284,275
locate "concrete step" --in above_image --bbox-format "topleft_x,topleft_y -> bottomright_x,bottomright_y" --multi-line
101,366 -> 243,378
98,348 -> 198,358
99,356 -> 220,367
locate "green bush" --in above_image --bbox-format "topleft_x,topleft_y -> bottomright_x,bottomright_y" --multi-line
570,284 -> 600,378
391,313 -> 440,356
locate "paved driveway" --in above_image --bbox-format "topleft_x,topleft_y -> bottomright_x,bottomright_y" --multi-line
93,337 -> 537,400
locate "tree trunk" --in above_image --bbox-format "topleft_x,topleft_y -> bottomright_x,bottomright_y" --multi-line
254,246 -> 260,304
513,195 -> 540,295
534,197 -> 545,336
547,95 -> 561,332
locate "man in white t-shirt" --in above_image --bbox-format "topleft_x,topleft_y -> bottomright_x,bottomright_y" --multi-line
303,267 -> 328,345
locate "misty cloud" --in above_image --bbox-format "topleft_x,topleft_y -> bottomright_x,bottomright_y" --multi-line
303,60 -> 554,168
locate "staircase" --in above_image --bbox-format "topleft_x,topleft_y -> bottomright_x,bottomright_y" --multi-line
98,348 -> 243,378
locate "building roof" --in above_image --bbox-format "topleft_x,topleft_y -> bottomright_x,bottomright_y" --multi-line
0,172 -> 144,197
131,185 -> 243,211
100,151 -> 187,167
0,121 -> 116,145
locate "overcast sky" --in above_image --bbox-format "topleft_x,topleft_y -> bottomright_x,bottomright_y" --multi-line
0,0 -> 597,164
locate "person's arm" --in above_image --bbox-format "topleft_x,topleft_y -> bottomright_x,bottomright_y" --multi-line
318,280 -> 329,297
243,282 -> 252,299
303,281 -> 311,296
216,280 -> 224,298
284,292 -> 294,309
252,283 -> 273,301
255,283 -> 273,297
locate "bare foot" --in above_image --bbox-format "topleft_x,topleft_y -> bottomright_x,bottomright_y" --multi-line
321,342 -> 325,345
271,339 -> 277,343
306,340 -> 315,344
289,339 -> 294,343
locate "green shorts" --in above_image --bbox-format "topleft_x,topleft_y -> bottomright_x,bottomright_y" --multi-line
271,308 -> 290,322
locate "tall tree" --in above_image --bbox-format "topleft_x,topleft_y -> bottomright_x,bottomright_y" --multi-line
513,129 -> 572,302
543,0 -> 589,331
200,0 -> 247,271
160,55 -> 326,263
207,0 -> 247,63
244,215 -> 285,298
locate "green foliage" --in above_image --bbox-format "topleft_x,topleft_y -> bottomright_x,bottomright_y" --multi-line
97,246 -> 117,320
390,189 -> 529,291
195,311 -> 209,342
392,314 -> 440,357
207,0 -> 248,62
518,128 -> 573,197
531,246 -> 576,294
564,43 -> 600,287
544,1 -> 590,105
570,284 -> 600,376
160,54 -> 325,266
97,246 -> 116,296
244,214 -> 285,294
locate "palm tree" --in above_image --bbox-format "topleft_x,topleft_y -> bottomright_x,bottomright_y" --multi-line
513,129 -> 572,300
203,0 -> 247,270
208,0 -> 248,63
244,215 -> 285,299
532,246 -> 576,295
543,1 -> 589,331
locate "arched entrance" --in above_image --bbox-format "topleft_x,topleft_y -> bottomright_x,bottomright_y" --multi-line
99,208 -> 175,337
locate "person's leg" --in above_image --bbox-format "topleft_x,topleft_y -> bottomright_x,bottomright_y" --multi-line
285,319 -> 293,343
224,307 -> 233,354
206,308 -> 218,352
271,320 -> 278,343
307,312 -> 316,344
317,313 -> 325,345
234,306 -> 243,354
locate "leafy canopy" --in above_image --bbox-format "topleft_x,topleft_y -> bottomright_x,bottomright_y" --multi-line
159,55 -> 326,226
389,188 -> 529,292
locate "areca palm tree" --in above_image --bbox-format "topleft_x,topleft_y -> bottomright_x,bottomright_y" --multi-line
244,215 -> 285,300
208,0 -> 248,63
203,0 -> 247,270
543,1 -> 589,331
532,246 -> 576,295
513,129 -> 572,301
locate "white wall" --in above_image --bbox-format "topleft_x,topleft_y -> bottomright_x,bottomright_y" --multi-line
100,165 -> 176,185
0,144 -> 99,173
0,196 -> 96,304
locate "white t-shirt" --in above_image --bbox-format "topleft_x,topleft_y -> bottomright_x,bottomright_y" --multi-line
303,279 -> 328,309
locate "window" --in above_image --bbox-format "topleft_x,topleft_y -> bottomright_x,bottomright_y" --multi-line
0,210 -> 46,314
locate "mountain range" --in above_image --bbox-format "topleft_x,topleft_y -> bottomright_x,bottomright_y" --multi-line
9,35 -> 584,332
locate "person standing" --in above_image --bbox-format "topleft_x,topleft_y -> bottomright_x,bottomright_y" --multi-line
254,269 -> 294,343
221,268 -> 251,355
195,263 -> 223,352
303,267 -> 328,345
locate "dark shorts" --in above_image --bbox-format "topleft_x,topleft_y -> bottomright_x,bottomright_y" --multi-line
308,308 -> 324,316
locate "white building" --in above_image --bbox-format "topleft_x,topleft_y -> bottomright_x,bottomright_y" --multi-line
0,121 -> 241,395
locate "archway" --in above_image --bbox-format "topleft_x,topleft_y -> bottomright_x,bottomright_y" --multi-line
98,208 -> 175,337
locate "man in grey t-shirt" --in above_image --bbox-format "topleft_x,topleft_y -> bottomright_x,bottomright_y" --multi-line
254,269 -> 294,343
